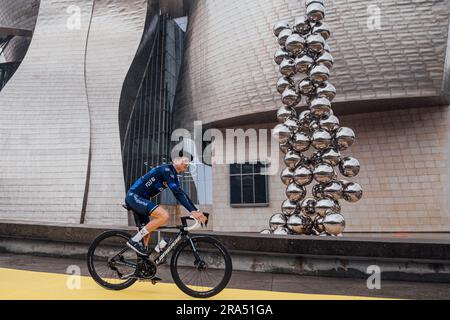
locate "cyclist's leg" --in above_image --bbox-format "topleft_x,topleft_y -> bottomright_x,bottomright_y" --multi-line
144,206 -> 170,236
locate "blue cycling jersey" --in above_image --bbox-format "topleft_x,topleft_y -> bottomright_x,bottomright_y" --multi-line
129,164 -> 197,213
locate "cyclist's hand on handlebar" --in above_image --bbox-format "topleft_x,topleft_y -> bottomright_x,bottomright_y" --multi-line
191,211 -> 207,225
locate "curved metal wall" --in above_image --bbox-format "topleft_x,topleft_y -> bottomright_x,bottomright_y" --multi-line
173,0 -> 450,128
0,0 -> 92,224
83,0 -> 147,225
0,0 -> 148,225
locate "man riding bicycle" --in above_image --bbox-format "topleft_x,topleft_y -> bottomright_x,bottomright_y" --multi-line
125,154 -> 207,256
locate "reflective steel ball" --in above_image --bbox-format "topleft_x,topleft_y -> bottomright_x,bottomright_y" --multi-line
273,21 -> 290,37
292,132 -> 311,152
315,198 -> 341,217
339,157 -> 361,178
278,28 -> 293,47
284,151 -> 302,169
320,148 -> 341,166
279,58 -> 296,77
298,78 -> 316,95
282,199 -> 298,216
280,167 -> 295,185
311,129 -> 332,150
323,213 -> 346,235
280,141 -> 291,154
295,54 -> 314,74
323,181 -> 343,201
287,214 -> 308,234
306,34 -> 326,54
284,117 -> 299,132
324,42 -> 331,53
310,97 -> 331,119
272,123 -> 291,144
316,52 -> 334,69
307,3 -> 325,22
343,182 -> 363,203
300,198 -> 317,217
269,213 -> 287,231
312,22 -> 331,40
313,163 -> 335,184
277,106 -> 297,123
286,183 -> 307,202
260,229 -> 272,235
285,33 -> 306,55
276,77 -> 294,94
298,110 -> 313,128
293,16 -> 311,35
274,48 -> 290,65
309,64 -> 330,84
282,87 -> 301,106
273,226 -> 290,235
294,166 -> 313,186
316,82 -> 337,101
319,115 -> 340,133
334,127 -> 355,150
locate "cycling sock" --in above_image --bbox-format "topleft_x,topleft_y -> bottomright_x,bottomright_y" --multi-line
131,227 -> 149,242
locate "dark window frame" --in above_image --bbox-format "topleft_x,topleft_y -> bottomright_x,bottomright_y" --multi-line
229,162 -> 269,207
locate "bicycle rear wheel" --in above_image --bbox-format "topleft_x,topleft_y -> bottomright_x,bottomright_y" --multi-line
87,230 -> 138,290
170,236 -> 232,298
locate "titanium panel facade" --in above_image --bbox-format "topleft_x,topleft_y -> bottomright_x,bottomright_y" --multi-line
0,0 -> 148,225
0,0 -> 92,224
83,0 -> 147,225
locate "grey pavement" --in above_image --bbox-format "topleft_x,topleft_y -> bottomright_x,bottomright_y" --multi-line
1,253 -> 450,300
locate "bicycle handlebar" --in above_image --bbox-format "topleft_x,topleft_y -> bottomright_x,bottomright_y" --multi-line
181,212 -> 210,231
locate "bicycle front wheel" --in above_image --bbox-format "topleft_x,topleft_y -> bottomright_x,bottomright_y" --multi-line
170,236 -> 232,298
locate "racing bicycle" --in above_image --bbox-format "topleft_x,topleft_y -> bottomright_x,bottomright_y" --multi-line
86,210 -> 233,298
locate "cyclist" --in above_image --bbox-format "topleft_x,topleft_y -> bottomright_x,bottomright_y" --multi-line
125,153 -> 207,256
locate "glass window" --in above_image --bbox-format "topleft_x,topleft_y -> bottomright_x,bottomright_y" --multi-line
229,162 -> 269,206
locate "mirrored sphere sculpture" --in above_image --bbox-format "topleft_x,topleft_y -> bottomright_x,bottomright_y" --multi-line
271,0 -> 361,237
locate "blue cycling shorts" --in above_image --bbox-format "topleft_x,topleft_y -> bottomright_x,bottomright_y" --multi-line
125,191 -> 159,224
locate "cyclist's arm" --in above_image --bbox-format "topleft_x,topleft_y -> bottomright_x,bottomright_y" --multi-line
162,168 -> 198,212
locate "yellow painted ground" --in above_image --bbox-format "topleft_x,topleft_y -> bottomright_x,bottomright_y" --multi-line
0,268 -> 387,300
